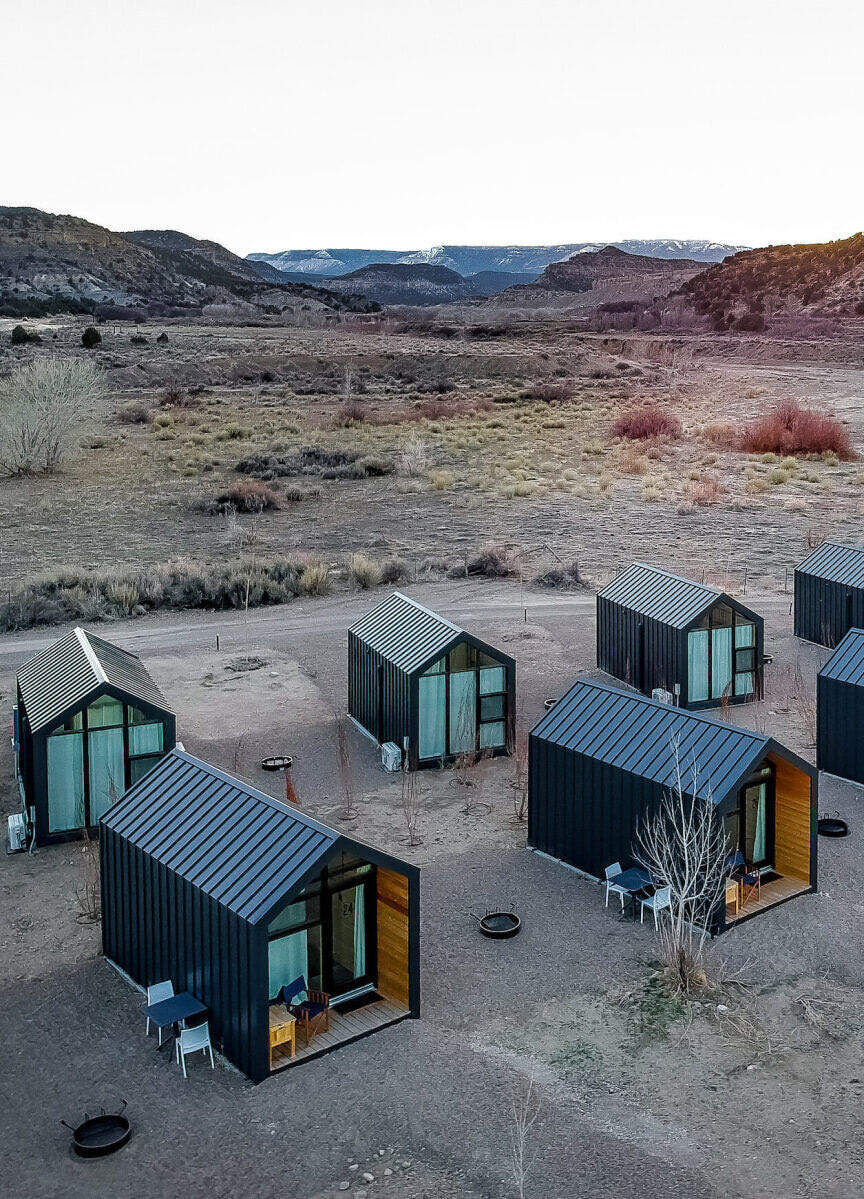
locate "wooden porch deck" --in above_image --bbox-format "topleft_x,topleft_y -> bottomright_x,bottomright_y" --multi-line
270,996 -> 409,1071
725,874 -> 811,925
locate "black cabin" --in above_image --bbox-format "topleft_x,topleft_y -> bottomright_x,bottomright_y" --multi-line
348,591 -> 515,770
14,627 -> 175,847
101,750 -> 420,1083
794,540 -> 864,647
817,627 -> 864,785
528,679 -> 816,930
597,562 -> 764,709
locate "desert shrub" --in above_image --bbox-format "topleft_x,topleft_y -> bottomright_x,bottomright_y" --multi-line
521,380 -> 575,403
738,400 -> 854,458
429,469 -> 455,490
348,553 -> 382,590
130,334 -> 148,346
463,542 -> 516,578
205,479 -> 281,514
117,399 -> 152,424
81,326 -> 101,349
379,556 -> 411,584
531,560 -> 584,589
237,445 -> 391,481
702,421 -> 736,446
215,423 -> 251,440
611,404 -> 682,440
684,473 -> 723,505
358,455 -> 393,477
298,559 -> 332,596
10,324 -> 40,345
0,356 -> 104,475
332,399 -> 368,427
282,483 -> 321,501
617,444 -> 649,475
156,332 -> 169,343
397,430 -> 430,478
152,412 -> 174,430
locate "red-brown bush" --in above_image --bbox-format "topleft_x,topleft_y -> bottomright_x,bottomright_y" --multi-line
611,404 -> 682,440
738,400 -> 854,458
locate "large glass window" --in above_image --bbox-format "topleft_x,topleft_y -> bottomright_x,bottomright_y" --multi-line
88,726 -> 125,823
418,645 -> 509,759
687,629 -> 710,703
688,607 -> 757,705
47,732 -> 85,832
418,673 -> 446,759
734,620 -> 756,696
449,670 -> 477,754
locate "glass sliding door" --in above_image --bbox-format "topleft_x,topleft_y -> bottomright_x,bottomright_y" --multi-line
687,626 -> 710,703
449,670 -> 477,754
729,765 -> 774,870
47,730 -> 85,832
418,671 -> 446,760
88,727 -> 125,822
418,645 -> 509,760
330,884 -> 367,991
710,608 -> 733,700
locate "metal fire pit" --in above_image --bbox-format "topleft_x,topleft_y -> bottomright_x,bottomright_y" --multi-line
818,816 -> 850,838
474,910 -> 521,939
61,1101 -> 130,1158
260,755 -> 293,772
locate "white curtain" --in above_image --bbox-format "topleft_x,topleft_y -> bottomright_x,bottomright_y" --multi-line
418,674 -> 446,759
687,631 -> 709,703
47,733 -> 85,832
353,885 -> 366,977
449,671 -> 476,754
268,930 -> 308,1000
88,727 -> 126,822
711,626 -> 733,699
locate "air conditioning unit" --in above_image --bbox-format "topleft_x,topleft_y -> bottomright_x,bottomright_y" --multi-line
381,742 -> 402,772
7,812 -> 27,853
652,688 -> 674,706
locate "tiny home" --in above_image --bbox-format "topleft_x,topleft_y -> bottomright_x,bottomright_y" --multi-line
817,627 -> 864,785
794,540 -> 864,647
101,750 -> 420,1083
348,591 -> 515,769
597,562 -> 764,709
528,679 -> 816,930
14,627 -> 175,847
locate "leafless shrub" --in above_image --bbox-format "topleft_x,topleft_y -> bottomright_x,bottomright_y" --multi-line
635,740 -> 729,995
511,726 -> 529,821
397,430 -> 431,478
117,399 -> 153,425
74,830 -> 102,923
336,717 -> 358,821
509,1068 -> 541,1199
0,356 -> 105,475
400,768 -> 423,846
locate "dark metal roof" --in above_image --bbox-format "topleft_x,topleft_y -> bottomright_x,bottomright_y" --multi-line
17,627 -> 171,733
818,627 -> 864,686
796,541 -> 864,589
349,591 -> 461,673
101,750 -> 345,925
598,562 -> 728,629
532,679 -> 769,803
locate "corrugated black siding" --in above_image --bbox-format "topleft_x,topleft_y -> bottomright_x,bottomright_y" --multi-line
596,595 -> 682,699
817,675 -> 864,784
795,569 -> 864,647
347,630 -> 411,749
101,824 -> 268,1081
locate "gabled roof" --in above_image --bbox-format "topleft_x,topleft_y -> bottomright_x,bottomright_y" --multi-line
101,750 -> 410,925
598,562 -> 733,629
818,627 -> 864,686
17,627 -> 171,733
796,540 -> 864,589
349,591 -> 462,673
531,679 -> 771,804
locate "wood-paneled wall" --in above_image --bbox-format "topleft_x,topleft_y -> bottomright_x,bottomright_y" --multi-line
770,753 -> 813,882
376,867 -> 410,1008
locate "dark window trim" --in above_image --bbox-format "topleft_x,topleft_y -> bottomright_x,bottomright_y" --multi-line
418,649 -> 508,760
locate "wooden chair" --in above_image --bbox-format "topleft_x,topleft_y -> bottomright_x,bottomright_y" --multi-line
279,976 -> 330,1047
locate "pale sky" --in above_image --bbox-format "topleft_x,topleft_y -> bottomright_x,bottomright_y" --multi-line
5,0 -> 863,256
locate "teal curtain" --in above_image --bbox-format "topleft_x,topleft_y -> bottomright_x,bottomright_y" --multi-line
687,630 -> 709,702
449,671 -> 476,754
711,626 -> 733,699
480,721 -> 505,748
87,696 -> 123,728
418,674 -> 446,759
268,930 -> 308,1000
88,727 -> 125,822
129,723 -> 163,755
352,885 -> 366,977
47,733 -> 85,832
479,667 -> 505,695
734,622 -> 755,696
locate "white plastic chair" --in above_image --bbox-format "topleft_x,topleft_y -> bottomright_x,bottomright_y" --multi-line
604,862 -> 627,909
640,885 -> 672,928
176,1022 -> 215,1078
146,981 -> 174,1045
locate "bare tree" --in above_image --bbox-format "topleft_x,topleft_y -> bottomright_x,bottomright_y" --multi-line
74,829 -> 102,923
509,1069 -> 541,1199
399,767 -> 423,846
634,739 -> 729,994
511,725 -> 529,822
336,716 -> 358,821
0,356 -> 105,475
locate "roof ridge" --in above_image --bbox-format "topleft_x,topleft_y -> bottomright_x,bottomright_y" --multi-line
390,590 -> 462,634
627,561 -> 721,595
74,627 -> 108,685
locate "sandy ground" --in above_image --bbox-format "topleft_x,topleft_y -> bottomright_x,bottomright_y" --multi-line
1,581 -> 862,1197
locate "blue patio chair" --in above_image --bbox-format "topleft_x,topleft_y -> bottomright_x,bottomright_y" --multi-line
145,980 -> 174,1046
176,1021 -> 215,1078
279,975 -> 331,1046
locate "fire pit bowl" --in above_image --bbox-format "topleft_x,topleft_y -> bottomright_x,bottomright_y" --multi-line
818,816 -> 850,838
61,1101 -> 130,1158
476,911 -> 521,939
544,698 -> 557,710
261,755 -> 293,772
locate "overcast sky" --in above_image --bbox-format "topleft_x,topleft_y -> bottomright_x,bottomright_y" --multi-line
5,0 -> 863,255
